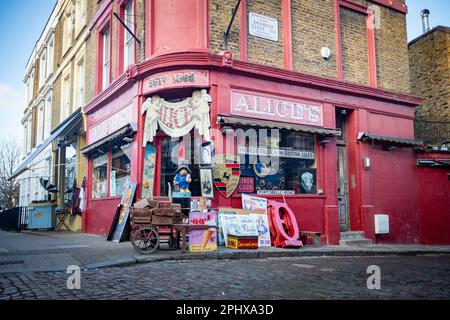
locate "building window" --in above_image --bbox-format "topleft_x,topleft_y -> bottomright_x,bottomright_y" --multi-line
44,92 -> 52,138
61,71 -> 71,121
27,116 -> 32,152
75,0 -> 87,36
23,122 -> 28,157
236,129 -> 318,195
36,102 -> 45,145
123,0 -> 135,70
92,154 -> 108,199
160,135 -> 202,197
110,143 -> 132,197
39,51 -> 46,88
74,55 -> 85,109
64,142 -> 78,204
47,36 -> 54,76
102,27 -> 111,90
62,10 -> 73,55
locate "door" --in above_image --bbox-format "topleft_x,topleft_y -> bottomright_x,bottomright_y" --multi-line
337,145 -> 350,232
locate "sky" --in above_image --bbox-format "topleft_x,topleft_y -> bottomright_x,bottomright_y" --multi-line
0,0 -> 449,146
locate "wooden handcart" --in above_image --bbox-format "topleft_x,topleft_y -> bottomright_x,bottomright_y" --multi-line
130,199 -> 184,254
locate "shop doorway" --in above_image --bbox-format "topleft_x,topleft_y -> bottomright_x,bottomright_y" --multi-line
336,109 -> 350,232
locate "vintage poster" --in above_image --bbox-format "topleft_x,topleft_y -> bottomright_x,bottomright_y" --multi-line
241,194 -> 271,247
108,182 -> 137,242
221,214 -> 259,246
142,144 -> 157,198
217,210 -> 236,246
189,211 -> 217,252
200,169 -> 214,198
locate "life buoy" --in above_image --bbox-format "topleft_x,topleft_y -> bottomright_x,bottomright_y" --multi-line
268,201 -> 303,248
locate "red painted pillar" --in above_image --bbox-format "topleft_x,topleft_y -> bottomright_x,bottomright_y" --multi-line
321,104 -> 340,245
348,109 -> 375,240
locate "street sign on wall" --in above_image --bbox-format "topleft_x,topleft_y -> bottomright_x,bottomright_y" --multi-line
249,12 -> 279,42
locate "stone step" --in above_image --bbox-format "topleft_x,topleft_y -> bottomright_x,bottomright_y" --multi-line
339,239 -> 373,246
340,231 -> 366,241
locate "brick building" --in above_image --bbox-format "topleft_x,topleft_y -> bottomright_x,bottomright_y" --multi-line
409,25 -> 450,146
13,0 -> 450,244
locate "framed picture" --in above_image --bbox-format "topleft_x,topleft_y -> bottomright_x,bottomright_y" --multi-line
200,141 -> 213,167
200,168 -> 214,198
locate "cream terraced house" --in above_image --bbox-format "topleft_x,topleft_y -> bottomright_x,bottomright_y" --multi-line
13,0 -> 95,232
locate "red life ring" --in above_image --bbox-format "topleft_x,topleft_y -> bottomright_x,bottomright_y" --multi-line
268,201 -> 303,248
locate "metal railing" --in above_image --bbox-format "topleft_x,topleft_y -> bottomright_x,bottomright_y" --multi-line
414,120 -> 450,146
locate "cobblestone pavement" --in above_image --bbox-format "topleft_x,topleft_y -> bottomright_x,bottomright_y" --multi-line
1,255 -> 450,300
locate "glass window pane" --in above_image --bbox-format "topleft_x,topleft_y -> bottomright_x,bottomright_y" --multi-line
92,153 -> 108,199
238,129 -> 317,195
110,143 -> 132,197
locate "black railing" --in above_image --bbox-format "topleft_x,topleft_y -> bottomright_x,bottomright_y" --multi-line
414,120 -> 450,146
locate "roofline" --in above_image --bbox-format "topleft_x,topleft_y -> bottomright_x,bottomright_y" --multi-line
408,25 -> 450,47
24,0 -> 58,78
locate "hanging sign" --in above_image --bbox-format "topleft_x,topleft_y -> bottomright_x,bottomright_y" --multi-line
143,70 -> 209,96
142,90 -> 211,145
231,90 -> 323,127
212,154 -> 240,198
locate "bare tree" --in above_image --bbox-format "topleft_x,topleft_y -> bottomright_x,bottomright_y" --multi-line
0,136 -> 21,210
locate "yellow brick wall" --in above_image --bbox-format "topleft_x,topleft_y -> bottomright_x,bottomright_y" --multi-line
409,28 -> 450,121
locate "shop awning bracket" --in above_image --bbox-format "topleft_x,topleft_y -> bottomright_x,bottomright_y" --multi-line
224,0 -> 241,46
113,12 -> 141,44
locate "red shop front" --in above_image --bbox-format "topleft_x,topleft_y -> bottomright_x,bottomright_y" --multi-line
82,52 -> 423,245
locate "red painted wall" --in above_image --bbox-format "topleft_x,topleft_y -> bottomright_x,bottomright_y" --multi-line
416,153 -> 450,244
371,147 -> 420,244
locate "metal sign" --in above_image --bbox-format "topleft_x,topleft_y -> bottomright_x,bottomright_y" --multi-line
249,12 -> 279,42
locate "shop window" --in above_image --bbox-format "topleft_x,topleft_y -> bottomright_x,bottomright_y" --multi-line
64,143 -> 78,204
237,129 -> 317,195
92,153 -> 108,199
160,135 -> 202,197
110,143 -> 132,197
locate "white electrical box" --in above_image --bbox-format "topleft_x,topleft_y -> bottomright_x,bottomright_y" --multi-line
375,214 -> 389,234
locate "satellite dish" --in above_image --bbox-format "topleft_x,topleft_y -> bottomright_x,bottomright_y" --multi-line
39,177 -> 58,193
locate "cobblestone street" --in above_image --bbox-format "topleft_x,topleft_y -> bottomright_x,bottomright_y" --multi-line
1,255 -> 450,300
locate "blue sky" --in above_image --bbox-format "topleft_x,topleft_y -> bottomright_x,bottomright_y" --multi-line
0,0 -> 449,145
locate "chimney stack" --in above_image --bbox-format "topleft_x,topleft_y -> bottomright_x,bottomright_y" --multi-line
420,9 -> 431,33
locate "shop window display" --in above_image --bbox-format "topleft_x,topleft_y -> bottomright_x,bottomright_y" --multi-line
237,129 -> 317,195
160,135 -> 202,197
110,143 -> 132,197
92,153 -> 108,199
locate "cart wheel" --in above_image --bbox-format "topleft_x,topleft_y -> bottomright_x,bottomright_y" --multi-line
131,227 -> 159,254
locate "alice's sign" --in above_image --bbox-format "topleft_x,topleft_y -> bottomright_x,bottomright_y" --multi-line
249,12 -> 279,42
143,70 -> 209,95
231,90 -> 323,127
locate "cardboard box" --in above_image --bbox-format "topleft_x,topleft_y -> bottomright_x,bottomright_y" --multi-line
227,235 -> 259,250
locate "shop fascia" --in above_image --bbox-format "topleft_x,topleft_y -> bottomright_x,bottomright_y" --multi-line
231,91 -> 323,126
